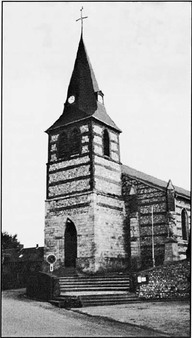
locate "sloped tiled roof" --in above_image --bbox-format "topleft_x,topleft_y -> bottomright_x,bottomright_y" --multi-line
122,164 -> 190,198
45,106 -> 88,132
93,103 -> 121,131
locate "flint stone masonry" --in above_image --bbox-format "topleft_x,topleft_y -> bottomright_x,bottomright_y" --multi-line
139,214 -> 167,225
139,203 -> 167,214
49,156 -> 90,172
48,178 -> 90,197
46,194 -> 89,212
136,260 -> 190,300
140,225 -> 167,236
49,165 -> 90,184
122,173 -> 174,268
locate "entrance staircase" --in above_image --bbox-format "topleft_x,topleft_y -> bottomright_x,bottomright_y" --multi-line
49,268 -> 138,307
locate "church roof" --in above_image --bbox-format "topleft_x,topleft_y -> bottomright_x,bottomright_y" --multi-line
46,35 -> 121,133
122,164 -> 190,199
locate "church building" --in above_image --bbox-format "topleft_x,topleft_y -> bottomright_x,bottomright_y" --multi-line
44,23 -> 190,273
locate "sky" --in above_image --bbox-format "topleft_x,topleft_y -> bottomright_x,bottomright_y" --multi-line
2,1 -> 191,248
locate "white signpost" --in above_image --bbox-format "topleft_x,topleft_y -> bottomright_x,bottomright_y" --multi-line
46,254 -> 57,273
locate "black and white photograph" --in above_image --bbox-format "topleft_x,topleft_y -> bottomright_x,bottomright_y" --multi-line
2,1 -> 191,337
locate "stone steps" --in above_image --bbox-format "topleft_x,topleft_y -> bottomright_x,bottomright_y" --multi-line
49,272 -> 138,307
80,293 -> 138,306
50,292 -> 138,307
59,275 -> 131,293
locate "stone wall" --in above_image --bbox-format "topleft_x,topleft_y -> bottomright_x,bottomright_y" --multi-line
93,193 -> 127,272
136,259 -> 190,300
44,119 -> 126,273
92,122 -> 120,163
122,173 -> 191,270
89,121 -> 127,271
122,174 -> 168,269
47,121 -> 92,199
44,192 -> 96,272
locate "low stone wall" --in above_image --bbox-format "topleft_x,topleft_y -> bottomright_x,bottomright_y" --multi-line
136,259 -> 190,300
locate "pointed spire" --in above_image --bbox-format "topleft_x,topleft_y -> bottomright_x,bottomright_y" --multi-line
46,29 -> 121,133
65,34 -> 99,114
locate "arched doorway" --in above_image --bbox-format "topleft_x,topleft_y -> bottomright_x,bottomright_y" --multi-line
64,219 -> 77,267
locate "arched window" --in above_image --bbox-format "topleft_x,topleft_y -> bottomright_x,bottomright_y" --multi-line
129,185 -> 138,213
58,132 -> 68,159
70,128 -> 81,155
181,208 -> 189,240
103,129 -> 110,157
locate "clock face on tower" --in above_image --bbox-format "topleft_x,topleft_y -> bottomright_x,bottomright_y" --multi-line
68,95 -> 75,104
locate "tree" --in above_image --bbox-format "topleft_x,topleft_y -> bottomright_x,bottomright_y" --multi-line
2,231 -> 22,250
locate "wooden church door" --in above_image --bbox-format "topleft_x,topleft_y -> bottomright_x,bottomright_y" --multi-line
64,220 -> 77,267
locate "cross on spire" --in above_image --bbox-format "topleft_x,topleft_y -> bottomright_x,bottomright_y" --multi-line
76,7 -> 88,35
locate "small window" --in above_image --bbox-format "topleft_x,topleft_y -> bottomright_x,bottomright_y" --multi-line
103,129 -> 110,157
181,208 -> 189,240
96,91 -> 104,104
70,128 -> 81,155
58,132 -> 68,159
98,93 -> 103,104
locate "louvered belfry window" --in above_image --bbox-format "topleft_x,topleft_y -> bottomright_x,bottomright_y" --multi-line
70,128 -> 81,155
103,129 -> 110,157
58,131 -> 68,159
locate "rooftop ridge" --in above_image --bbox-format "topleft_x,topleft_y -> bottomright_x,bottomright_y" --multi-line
122,164 -> 190,198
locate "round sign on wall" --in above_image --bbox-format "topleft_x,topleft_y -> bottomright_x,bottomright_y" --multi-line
46,254 -> 57,265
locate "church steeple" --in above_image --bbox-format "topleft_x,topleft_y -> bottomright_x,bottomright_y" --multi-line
44,13 -> 125,274
46,32 -> 120,133
65,34 -> 100,114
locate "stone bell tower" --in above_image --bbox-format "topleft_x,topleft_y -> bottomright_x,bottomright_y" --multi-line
44,25 -> 127,273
